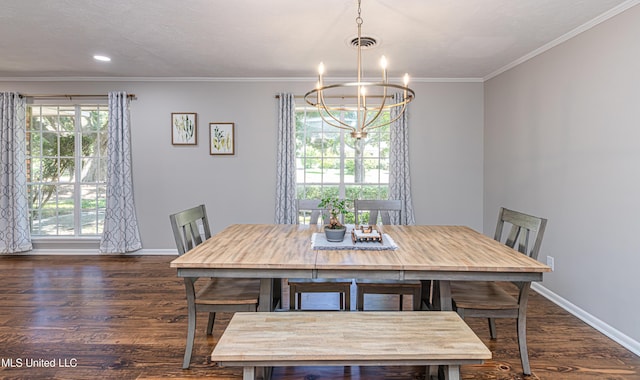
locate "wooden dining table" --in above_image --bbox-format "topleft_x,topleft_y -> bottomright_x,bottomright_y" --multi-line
170,223 -> 551,312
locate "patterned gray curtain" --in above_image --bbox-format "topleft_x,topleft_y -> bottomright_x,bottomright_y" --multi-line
275,93 -> 297,224
0,92 -> 32,253
389,92 -> 416,225
99,92 -> 142,253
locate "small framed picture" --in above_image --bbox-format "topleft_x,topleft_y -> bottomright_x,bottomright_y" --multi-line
171,113 -> 197,145
209,122 -> 235,155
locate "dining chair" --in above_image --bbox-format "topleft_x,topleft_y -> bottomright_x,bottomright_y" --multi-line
353,199 -> 424,311
287,199 -> 352,310
169,204 -> 260,369
450,207 -> 547,375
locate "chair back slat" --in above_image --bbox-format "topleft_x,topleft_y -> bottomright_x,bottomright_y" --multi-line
297,199 -> 330,225
494,207 -> 547,260
169,204 -> 212,255
354,199 -> 402,225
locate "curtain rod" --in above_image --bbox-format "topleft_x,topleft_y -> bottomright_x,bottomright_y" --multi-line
22,94 -> 137,100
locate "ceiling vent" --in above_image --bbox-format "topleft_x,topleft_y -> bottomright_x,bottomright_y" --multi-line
349,36 -> 378,49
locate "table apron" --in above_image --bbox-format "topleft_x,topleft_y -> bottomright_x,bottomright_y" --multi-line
403,271 -> 544,282
176,268 -> 314,279
315,269 -> 403,280
176,268 -> 543,282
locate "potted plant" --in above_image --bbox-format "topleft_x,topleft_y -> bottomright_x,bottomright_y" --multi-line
318,195 -> 349,242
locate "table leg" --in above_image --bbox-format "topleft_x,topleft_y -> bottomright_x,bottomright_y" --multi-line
258,278 -> 274,312
438,280 -> 453,311
432,280 -> 454,380
256,279 -> 276,380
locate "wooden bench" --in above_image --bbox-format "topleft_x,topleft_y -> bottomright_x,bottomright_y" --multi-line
211,311 -> 491,380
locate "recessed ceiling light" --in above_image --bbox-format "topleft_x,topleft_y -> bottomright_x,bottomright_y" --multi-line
93,55 -> 111,62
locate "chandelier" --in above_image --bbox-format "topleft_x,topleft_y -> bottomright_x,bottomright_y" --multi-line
304,0 -> 415,139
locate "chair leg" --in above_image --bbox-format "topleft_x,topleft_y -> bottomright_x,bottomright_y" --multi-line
206,312 -> 215,335
289,285 -> 296,310
488,318 -> 497,339
399,294 -> 404,310
344,286 -> 351,311
356,288 -> 365,311
517,313 -> 531,375
412,288 -> 422,311
421,280 -> 432,310
182,278 -> 197,369
339,292 -> 344,310
297,292 -> 302,310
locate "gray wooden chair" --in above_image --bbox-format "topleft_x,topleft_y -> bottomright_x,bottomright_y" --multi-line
354,199 -> 423,311
287,199 -> 352,310
169,204 -> 260,369
450,207 -> 547,375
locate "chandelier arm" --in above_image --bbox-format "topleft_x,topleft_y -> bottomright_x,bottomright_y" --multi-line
361,100 -> 409,132
317,111 -> 356,131
384,102 -> 408,127
319,90 -> 353,130
362,84 -> 388,129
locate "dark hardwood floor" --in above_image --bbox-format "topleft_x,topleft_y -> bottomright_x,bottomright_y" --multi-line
0,255 -> 638,380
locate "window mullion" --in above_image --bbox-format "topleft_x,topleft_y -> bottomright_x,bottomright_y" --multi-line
338,111 -> 345,199
74,106 -> 82,236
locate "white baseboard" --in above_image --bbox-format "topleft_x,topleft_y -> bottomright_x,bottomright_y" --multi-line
22,248 -> 178,256
532,282 -> 640,356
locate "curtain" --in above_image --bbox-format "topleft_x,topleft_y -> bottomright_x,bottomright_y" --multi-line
0,92 -> 32,253
389,93 -> 416,225
99,92 -> 142,253
275,93 -> 297,224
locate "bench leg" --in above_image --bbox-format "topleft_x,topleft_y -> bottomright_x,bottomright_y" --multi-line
243,366 -> 255,380
446,364 -> 460,380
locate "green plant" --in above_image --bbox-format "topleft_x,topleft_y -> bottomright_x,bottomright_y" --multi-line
318,195 -> 349,229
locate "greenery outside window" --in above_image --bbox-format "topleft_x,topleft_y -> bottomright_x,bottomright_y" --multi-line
26,104 -> 108,236
295,106 -> 390,224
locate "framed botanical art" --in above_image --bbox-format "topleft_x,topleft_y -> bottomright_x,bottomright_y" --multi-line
171,113 -> 197,145
209,122 -> 235,155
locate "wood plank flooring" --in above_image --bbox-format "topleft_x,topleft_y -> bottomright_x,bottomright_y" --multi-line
0,255 -> 638,380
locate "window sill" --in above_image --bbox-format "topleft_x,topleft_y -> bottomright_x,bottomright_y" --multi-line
31,237 -> 101,251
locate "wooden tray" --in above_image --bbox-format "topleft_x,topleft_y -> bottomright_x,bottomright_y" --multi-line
351,225 -> 383,244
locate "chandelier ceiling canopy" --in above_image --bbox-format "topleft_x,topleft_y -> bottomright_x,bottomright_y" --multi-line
304,0 -> 415,139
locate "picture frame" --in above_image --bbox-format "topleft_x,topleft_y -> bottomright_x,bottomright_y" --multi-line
171,113 -> 197,145
209,122 -> 235,155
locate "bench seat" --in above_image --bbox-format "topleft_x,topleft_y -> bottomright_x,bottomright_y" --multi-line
211,311 -> 491,380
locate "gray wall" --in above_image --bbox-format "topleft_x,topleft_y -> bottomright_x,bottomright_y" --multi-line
484,5 -> 640,343
1,80 -> 484,249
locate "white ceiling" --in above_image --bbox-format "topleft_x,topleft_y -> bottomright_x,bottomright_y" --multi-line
1,0 -> 636,80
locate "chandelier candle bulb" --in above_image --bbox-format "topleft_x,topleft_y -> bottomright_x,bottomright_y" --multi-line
381,56 -> 388,82
361,87 -> 367,109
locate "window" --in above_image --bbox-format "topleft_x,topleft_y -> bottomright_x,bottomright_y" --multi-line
295,106 -> 391,223
26,104 -> 108,236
